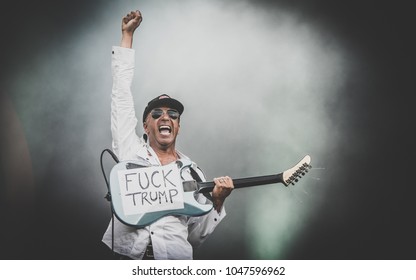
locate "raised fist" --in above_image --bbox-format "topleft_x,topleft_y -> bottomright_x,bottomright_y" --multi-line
122,10 -> 142,34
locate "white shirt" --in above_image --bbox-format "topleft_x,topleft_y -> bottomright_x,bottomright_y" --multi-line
102,46 -> 226,260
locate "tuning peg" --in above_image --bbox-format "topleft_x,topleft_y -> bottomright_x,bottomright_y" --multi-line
302,163 -> 312,170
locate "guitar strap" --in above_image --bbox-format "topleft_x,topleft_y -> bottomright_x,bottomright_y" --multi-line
189,166 -> 213,202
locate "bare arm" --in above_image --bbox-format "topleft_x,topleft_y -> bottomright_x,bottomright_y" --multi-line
120,10 -> 143,48
212,176 -> 234,213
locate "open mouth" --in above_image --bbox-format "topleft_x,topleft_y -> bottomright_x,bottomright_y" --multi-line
159,125 -> 172,135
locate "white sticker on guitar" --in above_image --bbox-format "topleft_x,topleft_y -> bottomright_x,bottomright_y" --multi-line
117,164 -> 184,215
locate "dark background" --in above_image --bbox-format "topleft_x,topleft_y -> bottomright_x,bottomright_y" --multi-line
0,0 -> 414,259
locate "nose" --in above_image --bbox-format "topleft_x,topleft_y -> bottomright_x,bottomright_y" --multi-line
160,111 -> 170,120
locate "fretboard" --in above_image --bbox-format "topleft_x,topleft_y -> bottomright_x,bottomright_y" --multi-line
197,173 -> 284,193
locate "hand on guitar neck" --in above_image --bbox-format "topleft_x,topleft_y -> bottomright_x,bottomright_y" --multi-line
212,176 -> 234,213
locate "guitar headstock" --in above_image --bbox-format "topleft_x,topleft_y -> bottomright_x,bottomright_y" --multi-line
282,155 -> 312,186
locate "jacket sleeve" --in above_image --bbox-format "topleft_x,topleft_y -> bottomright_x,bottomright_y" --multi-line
111,46 -> 141,161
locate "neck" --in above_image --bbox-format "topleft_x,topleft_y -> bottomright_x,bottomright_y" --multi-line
152,146 -> 178,166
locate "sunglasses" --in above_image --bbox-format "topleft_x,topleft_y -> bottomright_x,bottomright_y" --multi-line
150,108 -> 180,120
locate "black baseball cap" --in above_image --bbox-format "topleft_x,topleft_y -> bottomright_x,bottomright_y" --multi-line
142,94 -> 184,123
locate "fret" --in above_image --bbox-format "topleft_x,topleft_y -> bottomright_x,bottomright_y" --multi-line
197,173 -> 284,193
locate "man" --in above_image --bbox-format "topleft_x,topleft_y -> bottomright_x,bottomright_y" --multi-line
102,10 -> 234,260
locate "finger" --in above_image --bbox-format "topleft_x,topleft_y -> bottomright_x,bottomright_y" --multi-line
123,12 -> 133,23
224,176 -> 234,188
214,177 -> 224,186
132,10 -> 142,21
127,11 -> 136,20
221,177 -> 228,184
132,11 -> 143,25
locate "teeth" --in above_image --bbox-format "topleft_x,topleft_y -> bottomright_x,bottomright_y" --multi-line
159,125 -> 172,134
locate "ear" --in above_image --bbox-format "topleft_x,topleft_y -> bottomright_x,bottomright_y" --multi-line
143,122 -> 149,134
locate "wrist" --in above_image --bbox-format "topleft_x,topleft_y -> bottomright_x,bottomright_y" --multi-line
120,32 -> 134,48
213,199 -> 224,213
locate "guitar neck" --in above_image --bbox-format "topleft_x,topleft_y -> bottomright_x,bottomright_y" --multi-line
197,173 -> 284,193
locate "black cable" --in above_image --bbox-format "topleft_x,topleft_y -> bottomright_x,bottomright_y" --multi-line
100,148 -> 119,258
100,148 -> 119,200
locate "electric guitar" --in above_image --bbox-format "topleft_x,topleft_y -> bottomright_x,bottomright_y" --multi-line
108,155 -> 312,228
